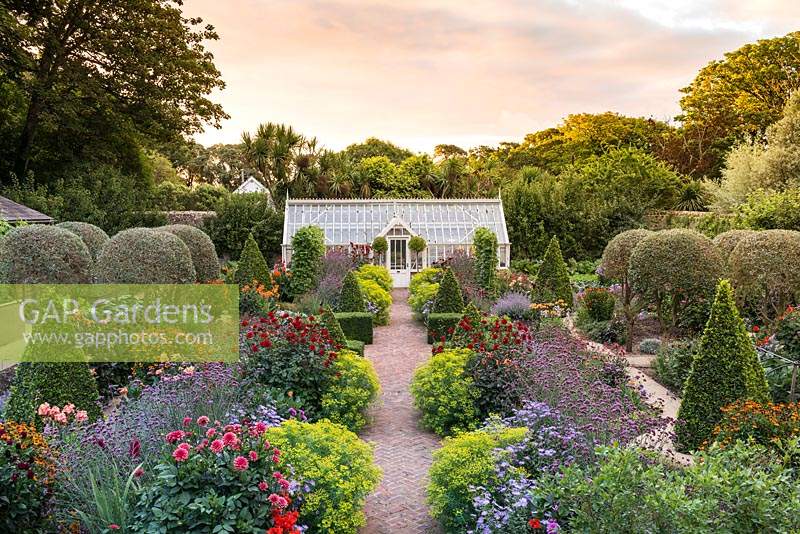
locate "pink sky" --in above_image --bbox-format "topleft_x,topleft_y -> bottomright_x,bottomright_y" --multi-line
188,0 -> 800,153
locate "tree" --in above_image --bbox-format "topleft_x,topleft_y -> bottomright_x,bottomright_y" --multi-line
679,32 -> 800,159
676,280 -> 770,451
1,0 -> 226,180
532,236 -> 572,306
716,90 -> 800,209
433,268 -> 464,314
289,226 -> 325,298
341,137 -> 413,165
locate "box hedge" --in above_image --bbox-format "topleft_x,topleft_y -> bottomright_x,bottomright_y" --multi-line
335,312 -> 374,344
345,339 -> 365,356
427,313 -> 463,344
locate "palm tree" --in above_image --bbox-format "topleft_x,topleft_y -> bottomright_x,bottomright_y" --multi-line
241,122 -> 307,205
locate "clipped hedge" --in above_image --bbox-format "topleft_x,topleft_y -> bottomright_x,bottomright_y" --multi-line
427,313 -> 463,344
96,228 -> 196,284
335,312 -> 374,344
265,420 -> 381,533
56,221 -> 109,261
345,339 -> 365,356
410,348 -> 481,436
0,225 -> 92,283
290,225 -> 325,297
5,362 -> 101,427
676,280 -> 770,451
356,264 -> 393,293
320,350 -> 380,432
159,224 -> 220,282
428,427 -> 527,534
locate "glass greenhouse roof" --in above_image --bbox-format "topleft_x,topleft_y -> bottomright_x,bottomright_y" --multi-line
283,198 -> 509,246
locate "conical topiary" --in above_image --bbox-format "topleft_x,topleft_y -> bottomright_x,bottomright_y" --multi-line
433,268 -> 464,313
235,232 -> 270,286
339,271 -> 366,312
675,279 -> 770,451
462,302 -> 482,324
321,305 -> 347,346
533,236 -> 573,306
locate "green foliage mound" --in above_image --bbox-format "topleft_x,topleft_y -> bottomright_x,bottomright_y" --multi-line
334,312 -> 373,344
204,193 -> 283,261
358,278 -> 392,325
159,224 -> 220,282
234,232 -> 270,285
290,225 -> 325,297
532,235 -> 572,305
0,225 -> 92,283
265,420 -> 381,533
428,427 -> 527,534
339,271 -> 366,312
676,280 -> 770,451
5,362 -> 101,426
56,221 -> 110,261
433,268 -> 464,314
320,350 -> 380,432
427,313 -> 463,344
473,227 -> 498,293
96,228 -> 196,283
356,264 -> 393,293
729,229 -> 800,323
410,348 -> 480,436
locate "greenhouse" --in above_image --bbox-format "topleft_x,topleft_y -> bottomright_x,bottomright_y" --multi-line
282,197 -> 510,287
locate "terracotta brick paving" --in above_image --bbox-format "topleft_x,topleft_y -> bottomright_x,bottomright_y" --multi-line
360,289 -> 442,534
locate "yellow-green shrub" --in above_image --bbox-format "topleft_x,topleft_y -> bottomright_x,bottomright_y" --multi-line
428,427 -> 527,534
265,420 -> 381,534
410,348 -> 480,436
320,350 -> 380,432
356,264 -> 393,293
358,278 -> 392,326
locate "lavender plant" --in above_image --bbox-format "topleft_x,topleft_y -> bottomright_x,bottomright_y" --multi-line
491,292 -> 533,321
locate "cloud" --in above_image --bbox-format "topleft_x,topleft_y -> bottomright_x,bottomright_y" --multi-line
189,0 -> 800,152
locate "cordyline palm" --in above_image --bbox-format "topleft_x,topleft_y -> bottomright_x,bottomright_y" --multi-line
241,122 -> 306,203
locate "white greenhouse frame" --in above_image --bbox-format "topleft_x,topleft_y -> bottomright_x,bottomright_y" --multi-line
282,197 -> 510,288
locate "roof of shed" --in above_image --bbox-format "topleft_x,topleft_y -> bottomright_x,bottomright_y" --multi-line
0,196 -> 54,223
283,197 -> 509,246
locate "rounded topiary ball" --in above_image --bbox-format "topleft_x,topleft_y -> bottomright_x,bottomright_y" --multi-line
57,221 -> 110,261
96,228 -> 196,283
712,229 -> 756,263
0,225 -> 92,283
601,228 -> 653,281
159,224 -> 220,282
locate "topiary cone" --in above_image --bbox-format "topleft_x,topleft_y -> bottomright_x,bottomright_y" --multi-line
235,232 -> 270,286
321,305 -> 347,346
433,268 -> 464,313
533,235 -> 573,306
675,279 -> 770,451
339,271 -> 366,312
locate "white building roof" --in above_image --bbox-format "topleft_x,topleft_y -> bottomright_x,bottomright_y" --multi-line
282,198 -> 509,246
234,176 -> 268,194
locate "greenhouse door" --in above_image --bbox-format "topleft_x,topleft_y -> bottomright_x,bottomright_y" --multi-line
388,237 -> 410,288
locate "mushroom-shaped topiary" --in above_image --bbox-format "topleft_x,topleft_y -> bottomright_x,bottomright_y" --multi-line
56,221 -> 110,261
0,225 -> 92,283
629,229 -> 724,332
160,224 -> 220,282
712,229 -> 756,266
96,228 -> 196,284
601,228 -> 653,351
729,229 -> 800,323
676,279 -> 770,451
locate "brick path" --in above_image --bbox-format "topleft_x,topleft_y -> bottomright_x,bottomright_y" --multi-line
361,289 -> 442,534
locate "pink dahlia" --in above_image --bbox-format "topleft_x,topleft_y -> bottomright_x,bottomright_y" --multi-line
197,415 -> 210,426
233,456 -> 249,471
249,450 -> 258,462
210,439 -> 224,453
172,446 -> 189,462
258,481 -> 269,492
